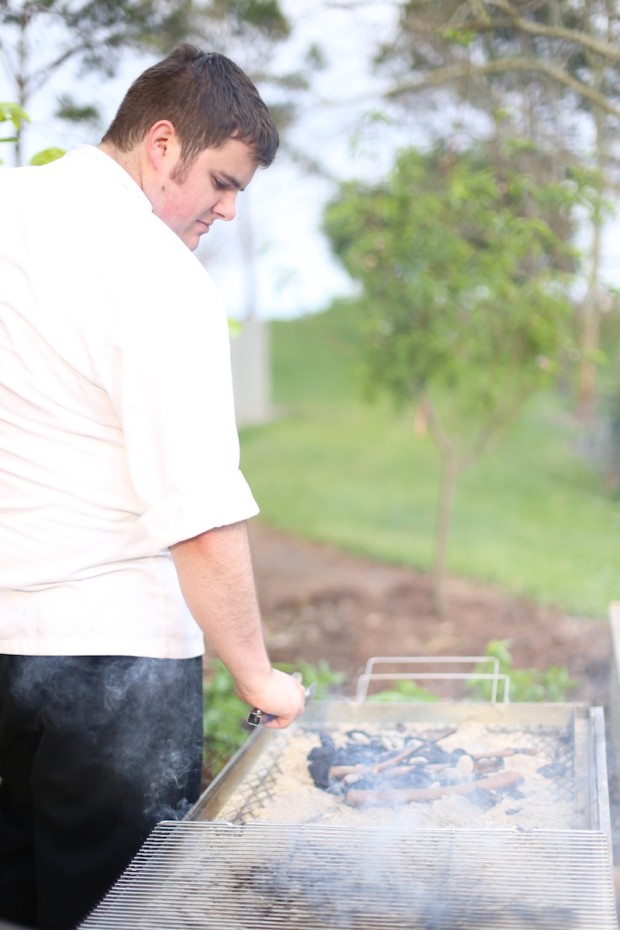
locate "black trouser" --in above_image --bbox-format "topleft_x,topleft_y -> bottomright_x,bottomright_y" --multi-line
0,655 -> 203,930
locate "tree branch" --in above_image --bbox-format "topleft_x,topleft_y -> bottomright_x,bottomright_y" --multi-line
386,56 -> 620,119
31,42 -> 93,89
476,0 -> 620,65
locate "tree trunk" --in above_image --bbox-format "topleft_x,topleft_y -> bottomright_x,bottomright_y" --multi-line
12,5 -> 30,167
577,276 -> 601,424
432,449 -> 459,620
576,8 -> 606,425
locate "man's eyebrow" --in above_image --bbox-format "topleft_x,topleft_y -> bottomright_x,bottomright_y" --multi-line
219,171 -> 244,191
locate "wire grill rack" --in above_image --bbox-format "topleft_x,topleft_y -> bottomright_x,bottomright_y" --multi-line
79,821 -> 619,929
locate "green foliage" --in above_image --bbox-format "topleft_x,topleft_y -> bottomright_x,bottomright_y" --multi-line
440,28 -> 476,47
202,661 -> 249,779
210,0 -> 290,38
271,659 -> 346,696
1,0 -> 294,164
322,141 -> 592,610
466,640 -> 577,703
29,147 -> 65,165
55,96 -> 100,126
202,658 -> 345,780
202,639 -> 578,783
0,101 -> 29,141
0,102 -> 64,165
202,643 -> 576,785
1,1 -> 230,74
367,680 -> 440,703
240,308 -> 617,618
323,142 -> 580,428
0,102 -> 29,163
362,642 -> 576,704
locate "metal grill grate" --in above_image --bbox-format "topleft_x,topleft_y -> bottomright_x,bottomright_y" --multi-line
485,723 -> 576,805
219,745 -> 285,824
80,821 -> 619,929
213,721 -> 579,824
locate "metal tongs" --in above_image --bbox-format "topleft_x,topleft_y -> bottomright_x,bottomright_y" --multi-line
247,673 -> 315,727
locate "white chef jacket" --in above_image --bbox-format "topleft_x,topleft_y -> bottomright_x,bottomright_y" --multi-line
0,145 -> 259,658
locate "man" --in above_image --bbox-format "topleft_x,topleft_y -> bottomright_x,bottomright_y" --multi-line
0,44 -> 306,930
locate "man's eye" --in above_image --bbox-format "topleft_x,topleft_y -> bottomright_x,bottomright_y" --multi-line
214,178 -> 227,190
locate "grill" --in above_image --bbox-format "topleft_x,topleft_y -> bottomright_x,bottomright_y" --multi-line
80,686 -> 619,929
81,821 -> 616,929
193,700 -> 610,832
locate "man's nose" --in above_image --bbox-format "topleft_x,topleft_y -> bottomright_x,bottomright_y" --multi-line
214,191 -> 237,222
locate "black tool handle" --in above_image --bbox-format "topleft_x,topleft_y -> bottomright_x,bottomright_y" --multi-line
247,708 -> 268,727
246,672 -> 303,727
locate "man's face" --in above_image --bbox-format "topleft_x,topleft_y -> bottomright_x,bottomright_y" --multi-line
152,136 -> 258,251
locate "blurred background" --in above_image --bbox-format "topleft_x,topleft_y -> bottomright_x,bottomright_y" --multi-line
1,0 -> 619,628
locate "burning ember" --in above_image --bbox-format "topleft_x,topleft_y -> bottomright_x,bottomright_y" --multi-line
307,726 -> 538,809
212,717 -> 578,831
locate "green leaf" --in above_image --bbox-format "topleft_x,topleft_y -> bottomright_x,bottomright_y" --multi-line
0,102 -> 30,132
30,147 -> 65,166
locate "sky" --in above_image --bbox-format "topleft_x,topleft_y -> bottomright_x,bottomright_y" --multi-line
0,0 -> 406,321
2,1 -> 620,319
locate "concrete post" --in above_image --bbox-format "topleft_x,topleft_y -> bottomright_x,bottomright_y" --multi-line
230,317 -> 276,427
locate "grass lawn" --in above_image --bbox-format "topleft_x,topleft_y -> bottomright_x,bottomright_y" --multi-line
239,306 -> 618,619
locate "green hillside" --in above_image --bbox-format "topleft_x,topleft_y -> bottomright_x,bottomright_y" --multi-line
239,303 -> 618,619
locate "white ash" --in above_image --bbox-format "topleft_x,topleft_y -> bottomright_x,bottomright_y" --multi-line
211,721 -> 577,831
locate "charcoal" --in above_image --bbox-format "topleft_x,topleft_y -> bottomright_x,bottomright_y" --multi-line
419,742 -> 455,765
537,761 -> 566,779
307,728 -> 534,813
332,742 -> 382,768
307,732 -> 336,788
468,787 -> 501,811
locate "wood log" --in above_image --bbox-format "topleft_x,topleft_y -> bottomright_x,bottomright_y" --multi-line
345,769 -> 524,807
329,728 -> 460,783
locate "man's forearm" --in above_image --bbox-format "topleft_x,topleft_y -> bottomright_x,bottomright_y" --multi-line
170,521 -> 272,697
171,520 -> 306,727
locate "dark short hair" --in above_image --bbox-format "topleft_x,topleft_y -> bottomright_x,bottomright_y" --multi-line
101,44 -> 279,168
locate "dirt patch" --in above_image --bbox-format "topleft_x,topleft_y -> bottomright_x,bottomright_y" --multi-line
249,521 -> 611,706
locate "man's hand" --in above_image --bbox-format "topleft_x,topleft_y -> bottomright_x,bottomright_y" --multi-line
238,667 -> 307,729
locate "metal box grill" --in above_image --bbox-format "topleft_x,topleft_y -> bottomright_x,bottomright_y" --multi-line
191,701 -> 611,832
80,700 -> 618,929
81,821 -> 616,929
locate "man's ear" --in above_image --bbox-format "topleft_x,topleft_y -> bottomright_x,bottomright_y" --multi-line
146,120 -> 180,171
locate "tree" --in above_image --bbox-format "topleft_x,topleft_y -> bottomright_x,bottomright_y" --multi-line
373,0 -> 620,424
0,100 -> 63,163
0,0 -> 294,164
323,141 -> 584,616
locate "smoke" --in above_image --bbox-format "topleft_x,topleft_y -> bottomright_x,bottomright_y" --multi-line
6,653 -> 203,826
